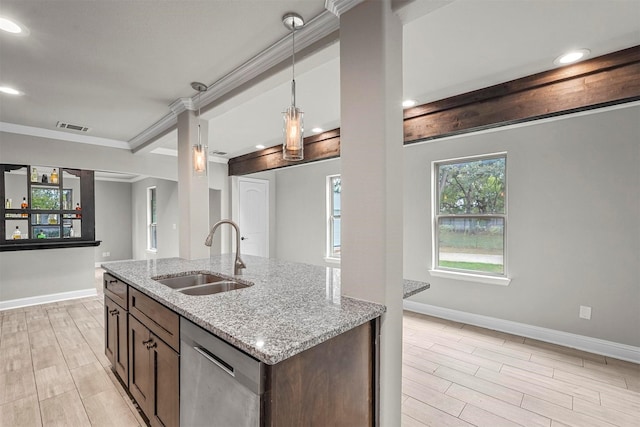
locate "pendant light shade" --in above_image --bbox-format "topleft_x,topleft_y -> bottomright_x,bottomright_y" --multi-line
283,105 -> 304,161
191,81 -> 208,177
282,13 -> 304,161
192,143 -> 207,176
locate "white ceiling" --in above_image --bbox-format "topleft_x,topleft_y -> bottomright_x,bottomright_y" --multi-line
1,0 -> 639,162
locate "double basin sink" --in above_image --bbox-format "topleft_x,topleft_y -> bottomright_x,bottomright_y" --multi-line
153,272 -> 250,296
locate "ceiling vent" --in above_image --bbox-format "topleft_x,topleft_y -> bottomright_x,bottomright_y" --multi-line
56,121 -> 91,132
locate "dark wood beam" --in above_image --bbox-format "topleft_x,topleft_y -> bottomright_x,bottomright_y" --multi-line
228,129 -> 340,176
228,46 -> 640,176
403,45 -> 640,143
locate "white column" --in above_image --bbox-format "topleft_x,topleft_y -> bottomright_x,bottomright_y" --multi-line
339,1 -> 404,425
177,109 -> 210,260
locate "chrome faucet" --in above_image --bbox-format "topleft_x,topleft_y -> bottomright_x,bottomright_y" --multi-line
204,220 -> 246,275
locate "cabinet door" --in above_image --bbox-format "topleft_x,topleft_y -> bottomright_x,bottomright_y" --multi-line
114,307 -> 129,385
149,334 -> 179,427
129,315 -> 152,416
104,297 -> 117,367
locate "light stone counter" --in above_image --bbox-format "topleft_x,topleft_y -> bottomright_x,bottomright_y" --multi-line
102,254 -> 428,365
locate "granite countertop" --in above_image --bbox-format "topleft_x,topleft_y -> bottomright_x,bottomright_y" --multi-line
102,255 -> 429,365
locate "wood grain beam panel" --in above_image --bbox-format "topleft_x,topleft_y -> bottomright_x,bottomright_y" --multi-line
228,46 -> 640,176
228,129 -> 340,176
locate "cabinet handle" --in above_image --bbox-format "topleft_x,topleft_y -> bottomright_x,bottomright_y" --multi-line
146,341 -> 157,349
108,279 -> 117,284
109,309 -> 118,315
142,339 -> 153,345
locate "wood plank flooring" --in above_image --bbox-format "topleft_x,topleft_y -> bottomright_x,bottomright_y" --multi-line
402,311 -> 640,427
1,270 -> 638,426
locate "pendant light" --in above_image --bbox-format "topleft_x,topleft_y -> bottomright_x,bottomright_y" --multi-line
282,13 -> 304,161
191,81 -> 208,176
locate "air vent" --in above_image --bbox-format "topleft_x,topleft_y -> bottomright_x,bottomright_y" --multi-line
56,121 -> 91,132
209,150 -> 227,156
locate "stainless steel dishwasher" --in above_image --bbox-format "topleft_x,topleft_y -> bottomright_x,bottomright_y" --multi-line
180,318 -> 264,427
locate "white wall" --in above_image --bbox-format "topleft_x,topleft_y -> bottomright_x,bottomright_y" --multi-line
95,180 -> 133,263
132,178 -> 179,260
268,106 -> 640,347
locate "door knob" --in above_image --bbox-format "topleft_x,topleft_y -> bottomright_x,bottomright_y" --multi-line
241,236 -> 247,241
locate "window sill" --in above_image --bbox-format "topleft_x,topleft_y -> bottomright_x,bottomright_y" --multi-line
324,256 -> 340,265
428,269 -> 511,286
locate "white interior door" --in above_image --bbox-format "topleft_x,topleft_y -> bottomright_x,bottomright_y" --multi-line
238,178 -> 269,257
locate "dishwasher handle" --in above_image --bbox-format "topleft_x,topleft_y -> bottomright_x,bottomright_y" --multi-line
193,346 -> 235,377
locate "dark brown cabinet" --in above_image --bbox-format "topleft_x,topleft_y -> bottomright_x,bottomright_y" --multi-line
128,287 -> 180,427
129,314 -> 179,427
104,273 -> 129,386
105,296 -> 128,385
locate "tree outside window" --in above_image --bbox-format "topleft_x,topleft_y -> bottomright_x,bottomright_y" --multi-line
435,154 -> 506,275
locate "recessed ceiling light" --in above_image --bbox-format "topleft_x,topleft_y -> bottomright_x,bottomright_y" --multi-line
255,144 -> 266,149
0,86 -> 23,96
402,99 -> 417,108
0,16 -> 28,35
311,127 -> 323,133
554,49 -> 591,66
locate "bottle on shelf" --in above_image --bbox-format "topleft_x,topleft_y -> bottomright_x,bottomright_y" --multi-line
63,194 -> 68,210
50,169 -> 59,184
48,214 -> 57,224
69,226 -> 74,238
41,174 -> 48,183
21,197 -> 28,217
37,229 -> 46,239
5,198 -> 11,209
12,226 -> 21,240
31,167 -> 38,182
75,203 -> 81,218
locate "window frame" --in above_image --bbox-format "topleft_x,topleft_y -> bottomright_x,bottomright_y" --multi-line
431,153 -> 510,285
147,186 -> 157,252
326,174 -> 341,262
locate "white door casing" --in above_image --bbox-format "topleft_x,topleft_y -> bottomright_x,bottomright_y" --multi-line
238,177 -> 269,257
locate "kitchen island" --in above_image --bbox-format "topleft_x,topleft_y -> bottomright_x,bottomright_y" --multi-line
102,254 -> 429,426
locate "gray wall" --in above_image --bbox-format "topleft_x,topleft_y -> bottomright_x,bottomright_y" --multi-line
132,177 -> 179,260
0,132 -> 178,181
271,160 -> 339,265
268,106 -> 640,347
0,247 -> 95,302
95,180 -> 133,263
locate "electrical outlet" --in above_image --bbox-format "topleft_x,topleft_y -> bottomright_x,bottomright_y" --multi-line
579,305 -> 592,320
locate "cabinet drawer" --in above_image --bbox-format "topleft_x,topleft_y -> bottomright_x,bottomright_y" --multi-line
104,273 -> 128,309
129,288 -> 180,352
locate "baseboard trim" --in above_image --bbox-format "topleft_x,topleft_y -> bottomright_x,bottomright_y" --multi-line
0,288 -> 98,311
403,300 -> 640,364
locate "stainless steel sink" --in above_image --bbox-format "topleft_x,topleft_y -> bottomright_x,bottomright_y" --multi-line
153,273 -> 230,289
178,281 -> 250,296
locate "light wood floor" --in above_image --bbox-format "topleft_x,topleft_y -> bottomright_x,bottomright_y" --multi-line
402,311 -> 640,427
1,271 -> 638,426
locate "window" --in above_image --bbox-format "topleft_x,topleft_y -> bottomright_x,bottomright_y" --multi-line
147,187 -> 157,251
326,175 -> 341,259
433,154 -> 506,279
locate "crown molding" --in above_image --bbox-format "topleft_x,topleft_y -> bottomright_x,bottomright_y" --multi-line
0,122 -> 131,150
151,147 -> 229,164
129,10 -> 339,152
169,97 -> 195,114
325,0 -> 365,16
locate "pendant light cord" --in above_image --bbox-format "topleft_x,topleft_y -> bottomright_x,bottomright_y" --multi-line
291,21 -> 296,107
